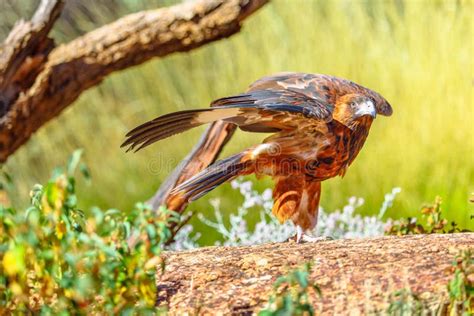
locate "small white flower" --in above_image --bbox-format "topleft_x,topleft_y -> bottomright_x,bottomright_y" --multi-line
262,189 -> 273,201
168,177 -> 401,249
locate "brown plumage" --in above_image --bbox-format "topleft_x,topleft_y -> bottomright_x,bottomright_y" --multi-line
122,73 -> 392,240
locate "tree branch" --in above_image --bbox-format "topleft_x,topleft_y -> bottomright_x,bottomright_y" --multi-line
0,0 -> 64,115
0,0 -> 269,162
157,233 -> 474,314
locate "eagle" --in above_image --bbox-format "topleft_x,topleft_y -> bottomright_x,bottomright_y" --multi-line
122,73 -> 392,242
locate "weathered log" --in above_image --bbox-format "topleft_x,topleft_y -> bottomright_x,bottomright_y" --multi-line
0,0 -> 269,162
157,233 -> 473,314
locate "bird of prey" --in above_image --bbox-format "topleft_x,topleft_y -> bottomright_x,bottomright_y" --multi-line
122,73 -> 392,242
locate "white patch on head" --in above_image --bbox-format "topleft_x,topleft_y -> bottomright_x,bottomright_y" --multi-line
355,100 -> 376,118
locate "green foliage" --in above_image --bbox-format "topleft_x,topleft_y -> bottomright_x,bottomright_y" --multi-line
447,250 -> 473,315
386,250 -> 473,316
0,150 -> 176,314
385,197 -> 469,236
387,289 -> 425,315
259,263 -> 321,316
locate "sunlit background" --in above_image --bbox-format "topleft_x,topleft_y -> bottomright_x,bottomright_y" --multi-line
1,0 -> 473,244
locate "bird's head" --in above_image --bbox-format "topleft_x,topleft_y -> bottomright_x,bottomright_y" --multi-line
333,93 -> 391,129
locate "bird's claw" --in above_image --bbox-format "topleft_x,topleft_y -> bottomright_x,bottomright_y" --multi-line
298,235 -> 333,243
286,233 -> 333,243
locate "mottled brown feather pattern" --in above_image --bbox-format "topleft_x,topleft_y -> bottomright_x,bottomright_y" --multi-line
123,73 -> 392,232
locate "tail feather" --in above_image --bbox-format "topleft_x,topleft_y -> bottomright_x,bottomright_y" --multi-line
170,152 -> 252,202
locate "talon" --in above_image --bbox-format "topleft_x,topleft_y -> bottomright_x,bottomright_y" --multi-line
287,227 -> 332,243
300,235 -> 333,243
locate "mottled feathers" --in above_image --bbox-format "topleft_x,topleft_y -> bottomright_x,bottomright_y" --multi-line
123,73 -> 392,231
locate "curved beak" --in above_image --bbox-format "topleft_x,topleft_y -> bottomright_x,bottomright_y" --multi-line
355,101 -> 377,118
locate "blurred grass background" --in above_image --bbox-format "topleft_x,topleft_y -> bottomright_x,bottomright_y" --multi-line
1,0 -> 472,244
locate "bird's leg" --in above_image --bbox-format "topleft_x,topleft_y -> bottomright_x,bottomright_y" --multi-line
296,225 -> 304,243
285,226 -> 302,243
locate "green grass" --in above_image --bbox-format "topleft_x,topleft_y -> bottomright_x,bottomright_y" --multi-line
2,0 -> 473,243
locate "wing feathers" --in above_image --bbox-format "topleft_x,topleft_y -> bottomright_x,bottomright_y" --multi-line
122,90 -> 334,152
170,152 -> 249,201
122,107 -> 245,152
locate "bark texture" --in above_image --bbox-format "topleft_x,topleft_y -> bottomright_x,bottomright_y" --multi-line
157,233 -> 473,314
0,0 -> 64,111
0,0 -> 268,162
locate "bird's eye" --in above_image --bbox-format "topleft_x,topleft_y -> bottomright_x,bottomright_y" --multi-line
350,101 -> 357,108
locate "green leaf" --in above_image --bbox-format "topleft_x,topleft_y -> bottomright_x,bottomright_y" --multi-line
76,275 -> 93,296
40,249 -> 55,260
79,163 -> 91,181
105,209 -> 121,217
312,283 -> 322,297
293,270 -> 309,289
273,275 -> 288,289
25,206 -> 40,224
282,294 -> 293,314
67,149 -> 84,176
146,224 -> 157,239
64,253 -> 78,266
297,303 -> 314,315
448,270 -> 462,299
123,221 -> 131,238
45,182 -> 60,208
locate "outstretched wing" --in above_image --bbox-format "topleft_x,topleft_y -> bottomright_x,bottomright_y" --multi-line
122,88 -> 333,152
